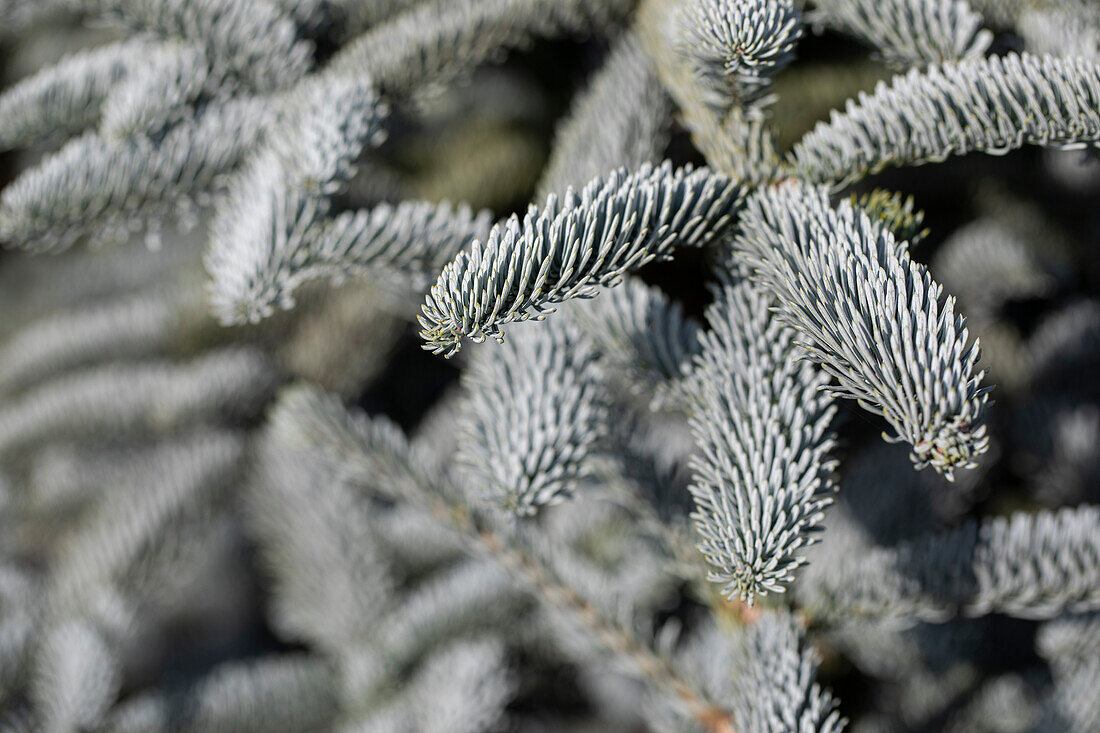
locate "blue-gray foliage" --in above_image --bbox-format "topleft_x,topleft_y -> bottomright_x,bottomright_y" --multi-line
2,1 -> 1100,732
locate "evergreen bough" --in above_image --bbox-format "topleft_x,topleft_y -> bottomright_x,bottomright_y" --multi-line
736,183 -> 990,478
792,52 -> 1100,187
419,161 -> 741,356
3,1 -> 1100,731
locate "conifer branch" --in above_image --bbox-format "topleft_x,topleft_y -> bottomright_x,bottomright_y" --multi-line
677,0 -> 803,107
1037,612 -> 1100,678
249,441 -> 394,653
29,620 -> 119,733
801,505 -> 1100,622
208,183 -> 491,325
0,39 -> 146,151
264,384 -> 739,733
99,43 -> 209,138
344,638 -> 514,733
206,76 -> 492,324
0,98 -> 272,252
727,612 -> 846,732
480,525 -> 740,733
419,161 -> 741,356
567,276 -> 701,402
686,277 -> 838,603
638,0 -> 784,184
327,0 -> 633,97
809,0 -> 992,69
46,430 -> 245,602
735,183 -> 990,478
23,430 -> 229,517
367,561 -> 526,675
0,281 -> 208,395
0,235 -> 203,330
0,348 -> 276,456
103,655 -> 338,733
791,52 -> 1100,187
1018,3 -> 1100,61
458,320 -> 607,516
368,505 -> 466,573
76,0 -> 313,92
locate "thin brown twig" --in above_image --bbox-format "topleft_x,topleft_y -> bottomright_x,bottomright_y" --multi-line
476,525 -> 738,733
411,487 -> 738,733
